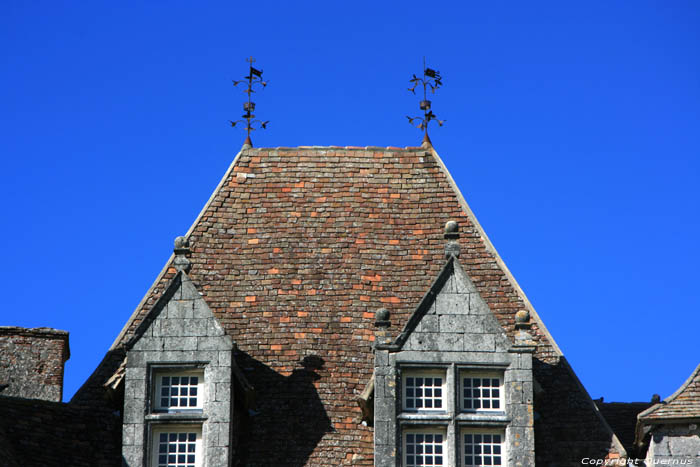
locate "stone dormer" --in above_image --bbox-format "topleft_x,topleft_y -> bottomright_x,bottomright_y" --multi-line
121,237 -> 239,467
373,223 -> 536,467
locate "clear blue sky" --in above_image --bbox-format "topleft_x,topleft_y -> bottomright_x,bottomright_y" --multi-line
1,2 -> 698,403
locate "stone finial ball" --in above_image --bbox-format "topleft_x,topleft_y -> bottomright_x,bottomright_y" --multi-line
174,236 -> 189,250
375,308 -> 390,322
444,220 -> 459,234
515,310 -> 530,323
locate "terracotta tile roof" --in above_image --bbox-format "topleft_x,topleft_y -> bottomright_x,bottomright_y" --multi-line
639,364 -> 700,421
74,146 -> 624,465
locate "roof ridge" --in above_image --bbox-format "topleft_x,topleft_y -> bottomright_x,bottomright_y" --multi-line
244,145 -> 426,151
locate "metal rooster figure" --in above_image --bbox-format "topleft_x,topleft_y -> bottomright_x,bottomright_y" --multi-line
230,56 -> 269,147
407,58 -> 445,146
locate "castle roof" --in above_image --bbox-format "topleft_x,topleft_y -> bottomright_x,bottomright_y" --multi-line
73,144 -> 624,464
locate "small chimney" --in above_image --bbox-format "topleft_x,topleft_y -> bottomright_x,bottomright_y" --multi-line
0,327 -> 70,402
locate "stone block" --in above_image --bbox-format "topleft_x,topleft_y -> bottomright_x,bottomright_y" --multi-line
207,446 -> 229,466
439,314 -> 467,332
123,396 -> 145,424
469,294 -> 492,315
463,333 -> 496,352
122,444 -> 143,467
436,294 -> 470,315
197,336 -> 231,351
208,401 -> 230,422
193,298 -> 214,318
418,315 -> 439,332
395,350 -> 511,365
132,337 -> 165,352
452,269 -> 477,293
506,381 -> 523,404
218,351 -> 232,366
375,350 -> 388,367
375,420 -> 392,446
214,382 -> 232,402
522,381 -> 534,404
164,336 -> 197,351
207,319 -> 226,337
158,319 -> 184,338
507,369 -> 533,383
122,423 -> 136,446
125,366 -> 146,381
208,366 -> 232,383
216,421 -> 231,447
182,319 -> 210,337
124,377 -> 146,400
373,444 -> 396,467
167,301 -> 192,319
508,403 -> 533,427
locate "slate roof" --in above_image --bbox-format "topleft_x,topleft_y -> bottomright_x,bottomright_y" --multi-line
74,145 -> 624,465
639,364 -> 700,422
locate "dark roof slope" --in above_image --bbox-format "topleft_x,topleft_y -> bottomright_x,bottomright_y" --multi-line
74,146 -> 624,465
0,395 -> 121,466
639,364 -> 700,421
595,400 -> 653,455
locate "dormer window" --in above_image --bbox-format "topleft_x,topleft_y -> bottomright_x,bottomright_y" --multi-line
462,431 -> 504,467
461,372 -> 503,412
151,426 -> 203,467
403,370 -> 446,411
154,370 -> 204,412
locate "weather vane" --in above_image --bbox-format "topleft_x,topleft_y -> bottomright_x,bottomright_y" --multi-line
407,58 -> 445,145
230,56 -> 269,147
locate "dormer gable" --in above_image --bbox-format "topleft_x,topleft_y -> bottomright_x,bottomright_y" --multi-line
388,256 -> 512,354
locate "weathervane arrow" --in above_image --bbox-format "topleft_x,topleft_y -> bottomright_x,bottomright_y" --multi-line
230,56 -> 269,148
407,57 -> 445,147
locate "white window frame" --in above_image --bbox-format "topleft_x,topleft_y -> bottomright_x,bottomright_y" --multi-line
150,425 -> 203,467
461,428 -> 505,467
402,369 -> 447,412
403,427 -> 447,467
460,371 -> 504,412
153,369 -> 205,412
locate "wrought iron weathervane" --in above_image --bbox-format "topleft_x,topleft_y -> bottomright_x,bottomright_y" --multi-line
230,56 -> 269,147
407,58 -> 445,146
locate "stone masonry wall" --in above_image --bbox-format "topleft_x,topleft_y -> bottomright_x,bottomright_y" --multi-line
645,424 -> 700,464
0,326 -> 69,402
122,273 -> 234,467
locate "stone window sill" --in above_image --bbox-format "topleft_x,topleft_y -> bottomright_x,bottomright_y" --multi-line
398,413 -> 451,423
145,413 -> 208,423
456,412 -> 509,426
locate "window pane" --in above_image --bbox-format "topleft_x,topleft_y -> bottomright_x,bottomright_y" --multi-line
462,374 -> 502,412
463,431 -> 503,467
156,371 -> 202,411
404,372 -> 445,412
156,431 -> 198,467
405,431 -> 445,466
